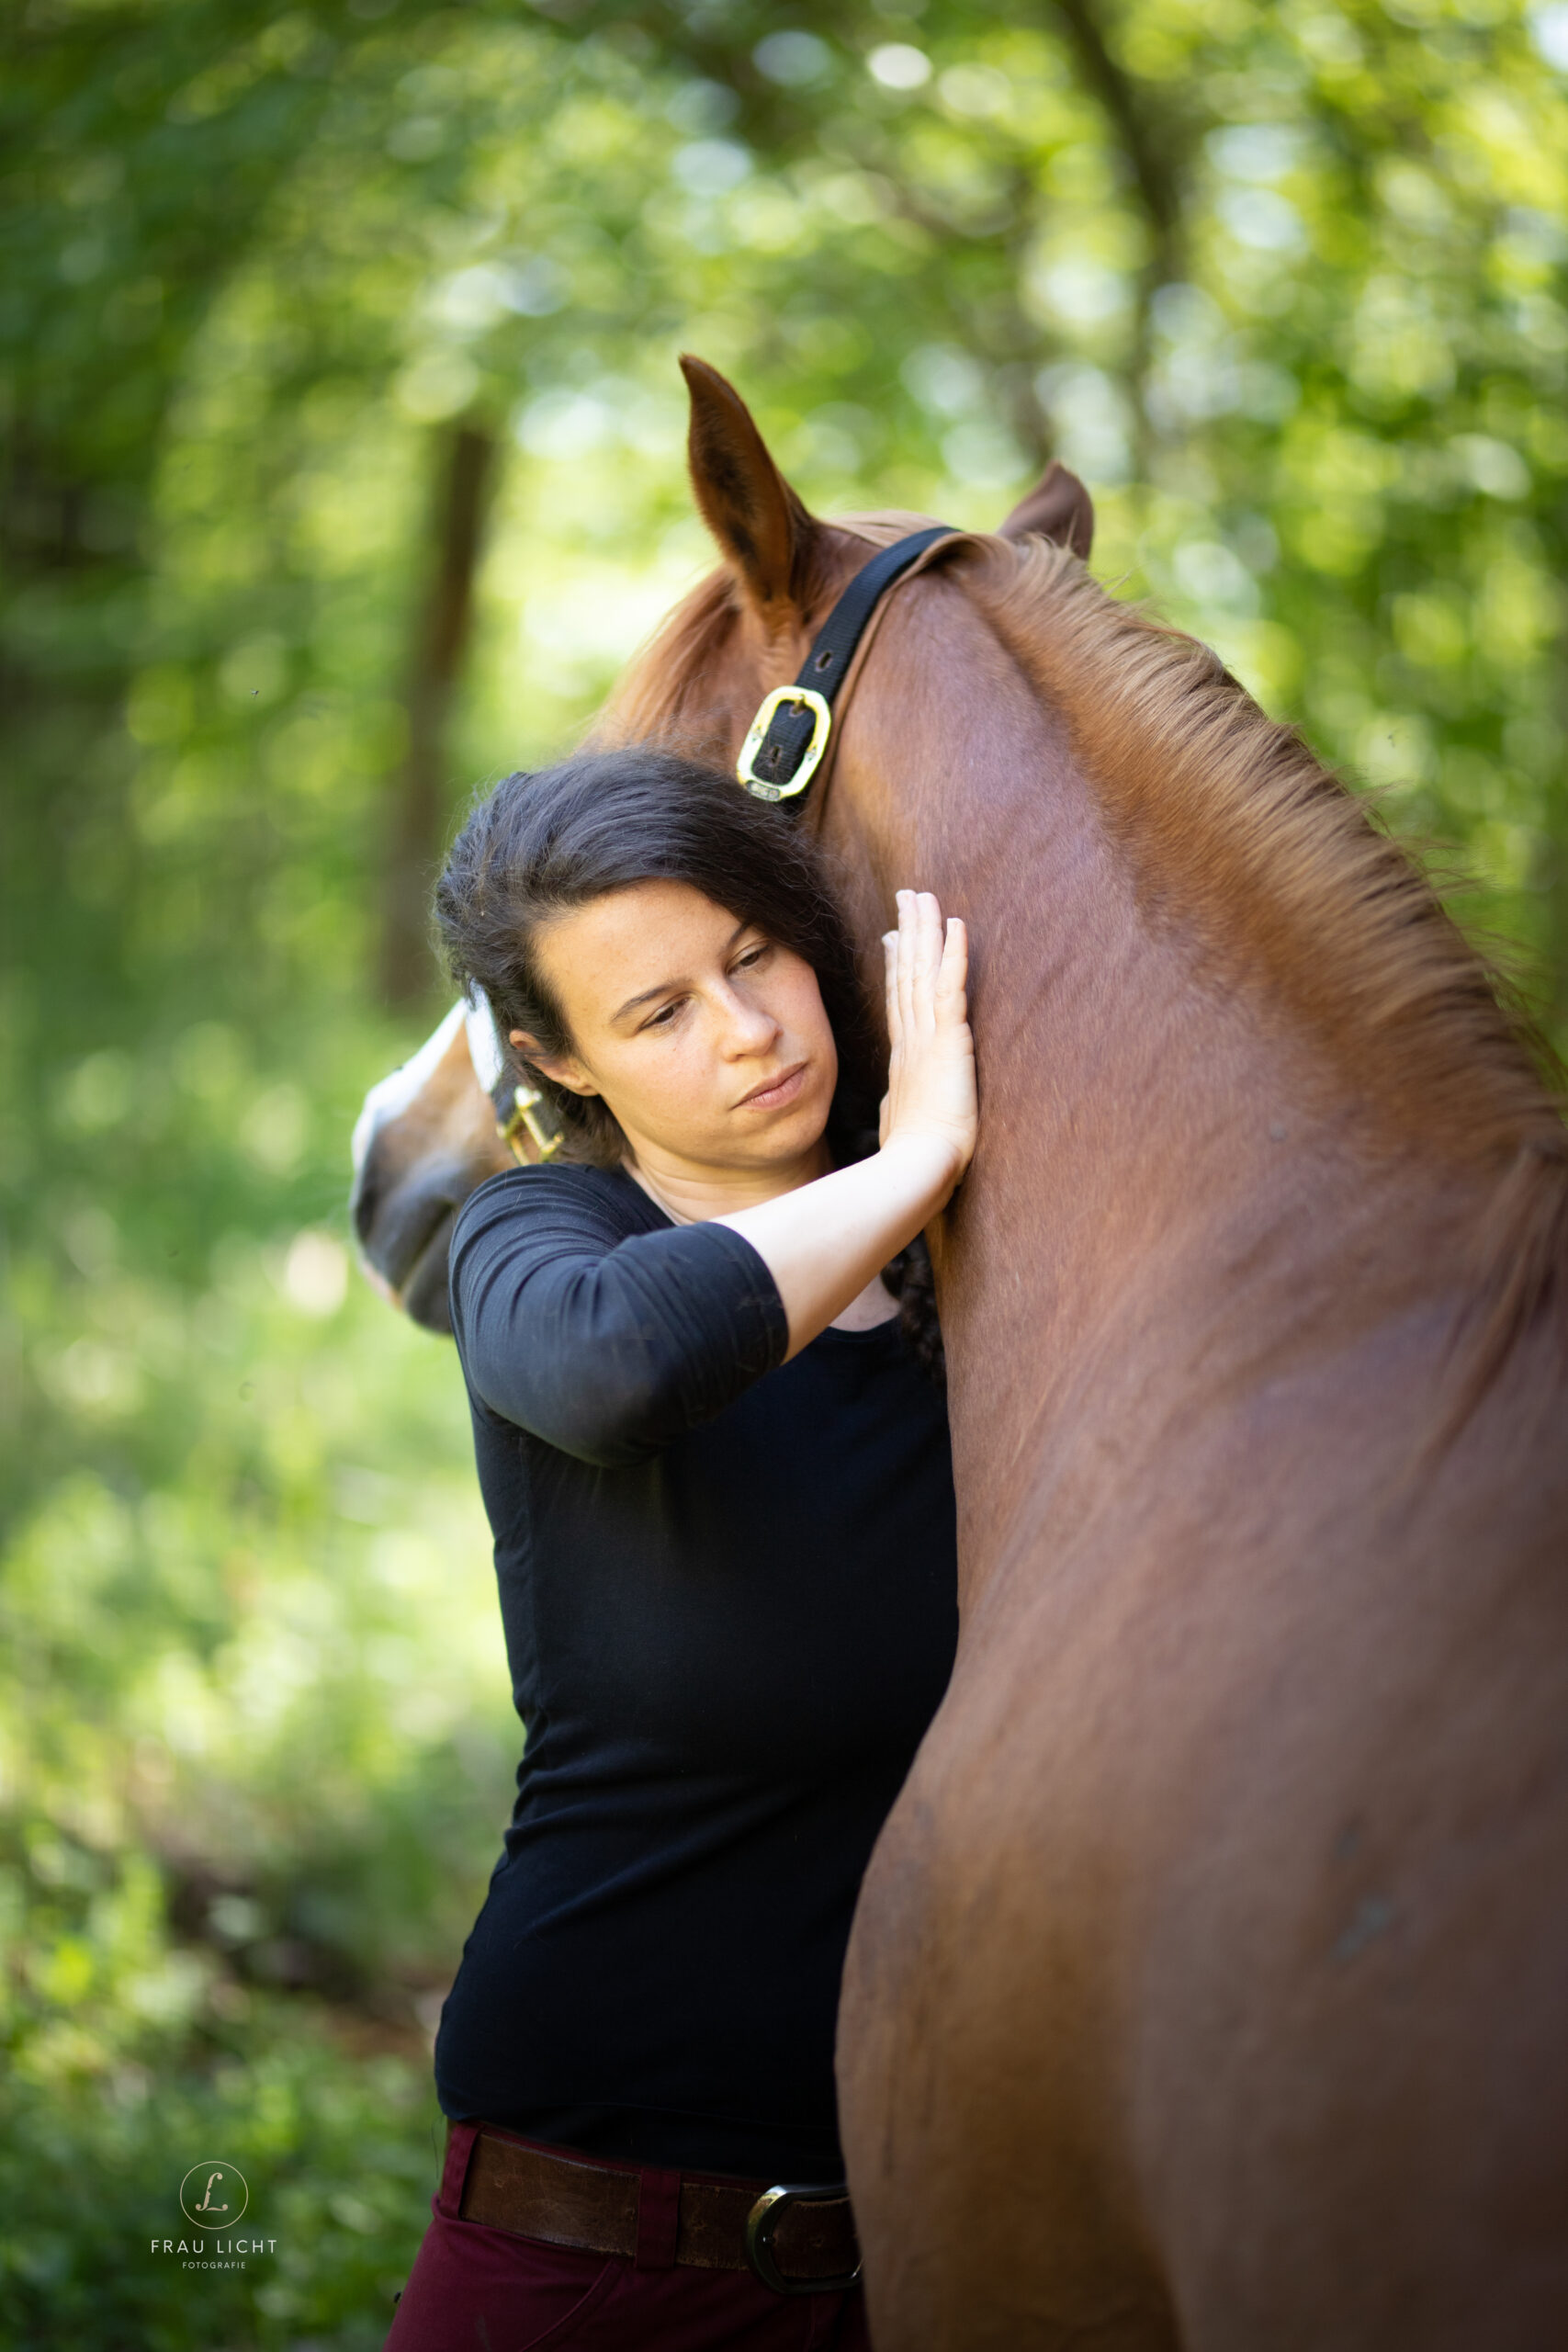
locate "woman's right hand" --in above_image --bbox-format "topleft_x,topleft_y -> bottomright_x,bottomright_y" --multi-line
877,888 -> 977,1201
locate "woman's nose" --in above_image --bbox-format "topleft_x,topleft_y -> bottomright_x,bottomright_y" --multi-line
718,986 -> 779,1054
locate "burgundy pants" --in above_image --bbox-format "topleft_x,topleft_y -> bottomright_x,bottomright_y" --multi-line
383,2121 -> 872,2352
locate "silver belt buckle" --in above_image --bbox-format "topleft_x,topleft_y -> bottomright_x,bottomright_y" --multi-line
743,2181 -> 861,2296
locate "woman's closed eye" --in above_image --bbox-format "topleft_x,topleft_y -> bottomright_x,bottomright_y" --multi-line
637,944 -> 772,1031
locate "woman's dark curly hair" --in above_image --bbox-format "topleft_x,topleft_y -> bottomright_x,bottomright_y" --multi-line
433,745 -> 943,1385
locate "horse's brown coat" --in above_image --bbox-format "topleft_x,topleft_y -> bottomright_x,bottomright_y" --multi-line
353,361 -> 1568,2347
601,368 -> 1568,2348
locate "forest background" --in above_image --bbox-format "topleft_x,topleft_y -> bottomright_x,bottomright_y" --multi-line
4,0 -> 1566,2344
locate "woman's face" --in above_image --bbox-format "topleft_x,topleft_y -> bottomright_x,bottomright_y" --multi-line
517,880 -> 839,1174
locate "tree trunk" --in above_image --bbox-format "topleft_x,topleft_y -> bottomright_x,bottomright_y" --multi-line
380,421 -> 495,1008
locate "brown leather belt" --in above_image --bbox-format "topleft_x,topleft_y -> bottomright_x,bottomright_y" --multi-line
456,2125 -> 861,2296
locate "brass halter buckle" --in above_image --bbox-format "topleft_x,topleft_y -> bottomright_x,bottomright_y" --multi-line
743,2183 -> 862,2297
736,685 -> 832,802
498,1083 -> 561,1164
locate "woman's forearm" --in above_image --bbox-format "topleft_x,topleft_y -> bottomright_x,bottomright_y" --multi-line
712,890 -> 976,1360
715,1135 -> 957,1361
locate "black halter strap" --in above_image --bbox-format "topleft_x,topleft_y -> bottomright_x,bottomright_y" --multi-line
735,524 -> 955,804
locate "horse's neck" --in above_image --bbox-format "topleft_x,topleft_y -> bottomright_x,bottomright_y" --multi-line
831,583 -> 1477,1600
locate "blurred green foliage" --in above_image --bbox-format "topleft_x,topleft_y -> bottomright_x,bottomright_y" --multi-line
3,0 -> 1566,2342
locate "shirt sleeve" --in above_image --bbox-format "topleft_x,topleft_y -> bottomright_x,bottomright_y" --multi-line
448,1170 -> 791,1468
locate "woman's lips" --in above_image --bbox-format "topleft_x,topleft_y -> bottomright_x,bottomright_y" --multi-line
736,1061 -> 807,1110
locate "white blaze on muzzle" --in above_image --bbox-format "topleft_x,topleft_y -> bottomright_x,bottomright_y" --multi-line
351,999 -> 470,1179
463,988 -> 506,1095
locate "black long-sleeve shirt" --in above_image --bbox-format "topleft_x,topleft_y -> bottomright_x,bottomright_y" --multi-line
435,1161 -> 958,2180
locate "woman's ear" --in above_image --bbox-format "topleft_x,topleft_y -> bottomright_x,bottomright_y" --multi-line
509,1028 -> 600,1098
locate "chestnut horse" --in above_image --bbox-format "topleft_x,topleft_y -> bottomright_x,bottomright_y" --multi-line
354,360 -> 1568,2349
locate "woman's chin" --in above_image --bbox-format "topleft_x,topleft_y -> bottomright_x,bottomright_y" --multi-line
754,1111 -> 836,1174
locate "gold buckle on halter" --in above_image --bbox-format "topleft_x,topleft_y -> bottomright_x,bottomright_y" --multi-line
498,1084 -> 561,1164
736,685 -> 832,802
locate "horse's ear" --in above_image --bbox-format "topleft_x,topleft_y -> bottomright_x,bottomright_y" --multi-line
998,460 -> 1094,559
681,355 -> 818,615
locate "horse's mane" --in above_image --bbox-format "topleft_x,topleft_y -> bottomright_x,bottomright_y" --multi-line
600,565 -> 742,756
969,535 -> 1562,1145
603,519 -> 1568,1399
599,512 -> 928,757
969,531 -> 1568,1408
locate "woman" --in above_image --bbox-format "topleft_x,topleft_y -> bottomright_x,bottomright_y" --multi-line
387,746 -> 975,2350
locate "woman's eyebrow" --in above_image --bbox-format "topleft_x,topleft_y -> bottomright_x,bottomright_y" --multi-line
610,921 -> 751,1024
